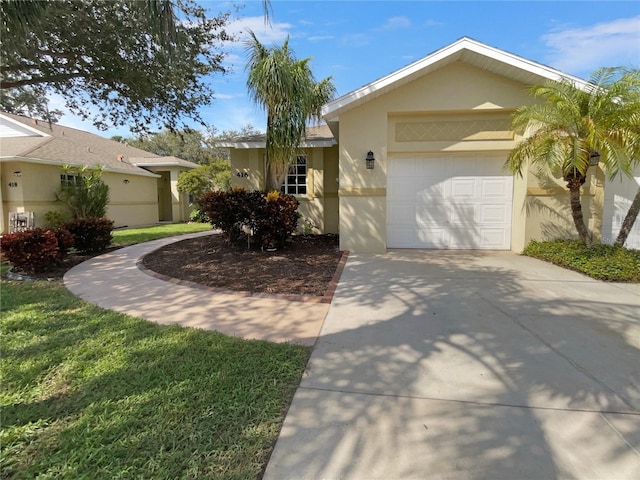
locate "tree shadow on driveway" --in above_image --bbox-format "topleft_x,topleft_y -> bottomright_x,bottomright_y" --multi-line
266,250 -> 640,479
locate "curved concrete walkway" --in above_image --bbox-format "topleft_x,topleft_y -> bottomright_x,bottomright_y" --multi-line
64,230 -> 329,346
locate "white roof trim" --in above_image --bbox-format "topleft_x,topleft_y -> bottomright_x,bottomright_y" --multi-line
322,37 -> 591,120
0,113 -> 51,138
0,156 -> 161,178
219,139 -> 336,149
131,161 -> 196,168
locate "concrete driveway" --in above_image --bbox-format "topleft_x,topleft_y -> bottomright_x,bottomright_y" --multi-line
265,250 -> 640,480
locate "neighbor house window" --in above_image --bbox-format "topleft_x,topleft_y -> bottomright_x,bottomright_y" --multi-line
60,173 -> 81,187
281,155 -> 307,195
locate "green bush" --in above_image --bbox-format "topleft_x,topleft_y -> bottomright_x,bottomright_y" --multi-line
189,208 -> 210,223
199,189 -> 299,249
523,240 -> 640,282
0,228 -> 61,273
63,217 -> 114,253
56,165 -> 110,219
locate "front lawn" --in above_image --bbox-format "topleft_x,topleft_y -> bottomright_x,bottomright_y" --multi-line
111,222 -> 212,247
1,280 -> 309,479
523,240 -> 640,282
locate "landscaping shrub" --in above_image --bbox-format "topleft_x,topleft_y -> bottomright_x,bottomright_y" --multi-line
523,240 -> 640,282
0,228 -> 60,273
253,191 -> 299,249
56,165 -> 110,219
189,208 -> 210,223
63,217 -> 114,253
199,188 -> 299,249
53,228 -> 75,259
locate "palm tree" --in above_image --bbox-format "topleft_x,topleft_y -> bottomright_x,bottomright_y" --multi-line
507,67 -> 640,247
245,31 -> 336,191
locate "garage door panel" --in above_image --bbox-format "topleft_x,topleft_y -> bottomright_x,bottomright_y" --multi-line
479,228 -> 511,249
479,204 -> 511,224
450,178 -> 476,198
416,180 -> 446,202
481,178 -> 512,199
449,204 -> 476,225
387,203 -> 416,226
416,203 -> 450,226
387,155 -> 513,250
416,228 -> 448,248
447,227 -> 479,249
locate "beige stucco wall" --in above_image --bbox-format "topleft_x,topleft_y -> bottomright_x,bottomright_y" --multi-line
104,171 -> 158,228
144,166 -> 193,223
0,160 -> 160,233
335,61 -> 610,253
337,61 -> 533,252
229,145 -> 340,234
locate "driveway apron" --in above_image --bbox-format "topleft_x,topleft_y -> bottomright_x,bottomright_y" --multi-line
265,250 -> 640,480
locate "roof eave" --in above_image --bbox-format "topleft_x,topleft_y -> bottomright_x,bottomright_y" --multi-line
322,36 -> 592,121
0,156 -> 161,178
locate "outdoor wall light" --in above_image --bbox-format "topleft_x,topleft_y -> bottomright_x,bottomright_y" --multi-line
589,151 -> 601,167
366,151 -> 375,170
13,171 -> 22,177
123,179 -> 130,184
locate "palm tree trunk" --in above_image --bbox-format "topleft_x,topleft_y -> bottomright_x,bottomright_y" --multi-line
567,179 -> 592,247
266,162 -> 287,192
614,187 -> 640,247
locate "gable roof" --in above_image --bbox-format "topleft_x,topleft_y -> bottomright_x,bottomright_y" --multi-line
218,124 -> 336,149
0,112 -> 195,176
322,37 -> 591,132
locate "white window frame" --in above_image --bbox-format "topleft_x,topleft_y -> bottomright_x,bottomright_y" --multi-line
281,155 -> 307,196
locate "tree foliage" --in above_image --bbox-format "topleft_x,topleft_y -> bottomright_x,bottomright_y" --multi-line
177,161 -> 231,198
507,67 -> 640,247
245,31 -> 335,190
0,0 -> 231,133
115,125 -> 261,164
0,83 -> 62,123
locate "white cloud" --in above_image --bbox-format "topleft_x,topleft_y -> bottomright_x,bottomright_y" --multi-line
381,16 -> 411,30
308,35 -> 335,42
225,15 -> 293,48
542,16 -> 640,75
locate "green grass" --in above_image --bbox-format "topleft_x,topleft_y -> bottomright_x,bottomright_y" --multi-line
111,223 -> 212,247
523,240 -> 640,282
1,280 -> 309,479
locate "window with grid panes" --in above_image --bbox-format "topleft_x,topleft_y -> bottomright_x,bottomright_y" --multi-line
280,155 -> 307,195
60,173 -> 82,187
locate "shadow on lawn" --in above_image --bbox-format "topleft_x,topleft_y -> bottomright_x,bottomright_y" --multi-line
2,285 -> 308,479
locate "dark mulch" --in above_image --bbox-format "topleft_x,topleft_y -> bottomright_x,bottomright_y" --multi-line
142,233 -> 343,297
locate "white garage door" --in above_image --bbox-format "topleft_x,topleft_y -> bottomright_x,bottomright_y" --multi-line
387,155 -> 513,249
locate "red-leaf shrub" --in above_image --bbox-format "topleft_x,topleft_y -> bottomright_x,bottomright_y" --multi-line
54,228 -> 75,259
199,189 -> 299,249
0,228 -> 60,273
253,192 -> 299,249
63,217 -> 113,253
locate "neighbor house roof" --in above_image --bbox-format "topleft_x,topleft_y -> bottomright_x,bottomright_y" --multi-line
322,36 -> 592,134
0,112 -> 195,177
219,124 -> 336,149
130,156 -> 199,169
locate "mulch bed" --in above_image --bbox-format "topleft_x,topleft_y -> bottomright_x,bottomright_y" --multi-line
141,233 -> 344,297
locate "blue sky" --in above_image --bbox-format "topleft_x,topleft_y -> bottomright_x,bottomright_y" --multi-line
54,0 -> 640,138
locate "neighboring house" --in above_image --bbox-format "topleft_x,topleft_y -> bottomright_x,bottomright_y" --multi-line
0,112 -> 199,234
224,37 -> 640,252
